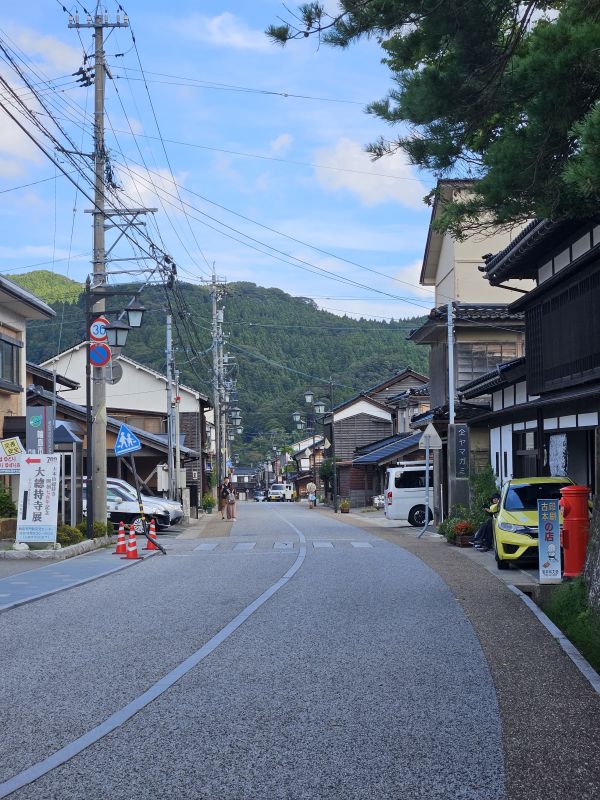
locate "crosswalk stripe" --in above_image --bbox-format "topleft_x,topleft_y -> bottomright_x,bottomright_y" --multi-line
351,542 -> 373,548
313,541 -> 333,548
193,542 -> 219,551
234,542 -> 256,551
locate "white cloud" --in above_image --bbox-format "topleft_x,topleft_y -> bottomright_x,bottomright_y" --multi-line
0,110 -> 44,177
6,26 -> 80,74
175,13 -> 271,52
270,133 -> 293,155
314,137 -> 428,209
394,258 -> 431,298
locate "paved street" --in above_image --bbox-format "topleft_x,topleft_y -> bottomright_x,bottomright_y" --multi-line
1,503 -> 599,799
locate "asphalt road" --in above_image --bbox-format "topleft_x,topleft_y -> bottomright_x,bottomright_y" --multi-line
0,503 -> 535,799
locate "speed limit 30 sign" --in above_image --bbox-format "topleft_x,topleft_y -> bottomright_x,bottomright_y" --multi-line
90,316 -> 109,342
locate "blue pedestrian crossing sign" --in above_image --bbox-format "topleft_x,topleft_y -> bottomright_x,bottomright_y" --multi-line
114,423 -> 142,456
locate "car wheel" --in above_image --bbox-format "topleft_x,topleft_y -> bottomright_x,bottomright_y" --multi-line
132,516 -> 152,534
408,505 -> 432,527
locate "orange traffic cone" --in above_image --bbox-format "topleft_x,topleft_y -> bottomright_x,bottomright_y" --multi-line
121,525 -> 143,560
113,521 -> 126,555
143,518 -> 159,551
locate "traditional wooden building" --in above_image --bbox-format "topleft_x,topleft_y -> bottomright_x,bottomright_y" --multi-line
467,217 -> 600,493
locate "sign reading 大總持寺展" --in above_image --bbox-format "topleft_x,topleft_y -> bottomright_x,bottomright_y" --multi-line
16,454 -> 61,543
538,498 -> 562,584
0,436 -> 25,474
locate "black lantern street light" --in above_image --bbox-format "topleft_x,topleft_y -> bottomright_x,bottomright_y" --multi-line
292,385 -> 338,512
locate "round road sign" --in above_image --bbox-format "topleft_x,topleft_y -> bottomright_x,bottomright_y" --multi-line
89,342 -> 111,367
90,316 -> 109,342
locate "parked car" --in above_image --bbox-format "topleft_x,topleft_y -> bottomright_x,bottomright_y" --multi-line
83,486 -> 171,532
106,478 -> 183,525
492,476 -> 574,570
384,462 -> 433,526
88,478 -> 184,525
254,491 -> 266,502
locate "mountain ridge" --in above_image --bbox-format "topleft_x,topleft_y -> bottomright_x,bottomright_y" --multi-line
17,272 -> 429,461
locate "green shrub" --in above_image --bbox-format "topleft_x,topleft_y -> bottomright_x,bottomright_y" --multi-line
438,504 -> 472,541
77,519 -> 113,538
544,577 -> 600,674
57,525 -> 85,547
470,464 -> 499,525
0,487 -> 16,518
202,492 -> 215,509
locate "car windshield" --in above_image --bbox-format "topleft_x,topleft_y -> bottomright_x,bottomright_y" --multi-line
504,482 -> 571,511
271,485 -> 284,491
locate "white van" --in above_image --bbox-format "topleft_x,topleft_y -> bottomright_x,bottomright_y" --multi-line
384,462 -> 433,526
267,483 -> 295,502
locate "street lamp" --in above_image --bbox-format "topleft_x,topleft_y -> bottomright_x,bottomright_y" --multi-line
105,318 -> 131,350
292,410 -> 302,424
304,389 -> 314,405
124,296 -> 145,328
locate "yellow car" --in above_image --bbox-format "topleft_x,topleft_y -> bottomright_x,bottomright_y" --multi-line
492,476 -> 574,570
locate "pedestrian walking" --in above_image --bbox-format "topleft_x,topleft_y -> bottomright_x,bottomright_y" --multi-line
219,477 -> 232,520
306,481 -> 317,509
226,485 -> 237,521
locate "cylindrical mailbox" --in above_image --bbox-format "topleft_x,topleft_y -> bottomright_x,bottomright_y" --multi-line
559,485 -> 590,578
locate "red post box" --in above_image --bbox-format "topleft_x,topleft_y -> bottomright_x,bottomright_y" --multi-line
559,485 -> 590,578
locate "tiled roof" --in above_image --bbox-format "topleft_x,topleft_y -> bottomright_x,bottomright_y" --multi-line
458,357 -> 526,398
387,384 -> 430,404
409,303 -> 523,340
482,218 -> 587,284
411,401 -> 491,427
355,432 -> 413,456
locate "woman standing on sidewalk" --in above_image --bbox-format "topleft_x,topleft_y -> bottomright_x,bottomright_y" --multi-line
219,477 -> 231,520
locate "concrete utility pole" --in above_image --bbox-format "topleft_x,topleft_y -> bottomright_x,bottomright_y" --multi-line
70,9 -> 127,523
165,314 -> 175,499
208,267 -> 227,486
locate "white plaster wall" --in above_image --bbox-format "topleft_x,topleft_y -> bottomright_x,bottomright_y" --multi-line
44,347 -> 199,413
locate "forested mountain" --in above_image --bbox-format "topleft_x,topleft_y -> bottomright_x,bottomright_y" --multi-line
15,273 -> 428,462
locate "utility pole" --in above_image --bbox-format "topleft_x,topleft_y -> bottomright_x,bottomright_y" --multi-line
208,267 -> 227,487
174,369 -> 181,499
165,313 -> 175,499
69,8 -> 129,524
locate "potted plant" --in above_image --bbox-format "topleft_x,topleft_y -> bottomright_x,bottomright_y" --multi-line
340,498 -> 350,514
453,520 -> 476,547
202,492 -> 215,514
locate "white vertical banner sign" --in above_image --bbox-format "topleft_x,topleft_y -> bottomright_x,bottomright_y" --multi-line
16,454 -> 61,544
538,498 -> 562,584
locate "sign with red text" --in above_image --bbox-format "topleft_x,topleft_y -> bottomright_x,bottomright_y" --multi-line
538,498 -> 562,584
16,455 -> 60,543
0,437 -> 25,474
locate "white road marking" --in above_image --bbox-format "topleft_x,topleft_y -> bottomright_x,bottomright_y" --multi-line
193,542 -> 219,551
351,542 -> 373,548
234,542 -> 256,551
274,542 -> 294,550
313,541 -> 333,548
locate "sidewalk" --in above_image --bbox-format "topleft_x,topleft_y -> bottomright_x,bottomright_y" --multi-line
336,506 -> 540,592
0,543 -> 157,613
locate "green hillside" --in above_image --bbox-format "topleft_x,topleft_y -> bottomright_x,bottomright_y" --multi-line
9,270 -> 83,304
22,274 -> 429,462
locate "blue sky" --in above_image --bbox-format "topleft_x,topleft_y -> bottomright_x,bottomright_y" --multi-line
0,1 -> 437,320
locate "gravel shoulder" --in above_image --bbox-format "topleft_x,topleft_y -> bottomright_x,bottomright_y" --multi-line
334,511 -> 600,800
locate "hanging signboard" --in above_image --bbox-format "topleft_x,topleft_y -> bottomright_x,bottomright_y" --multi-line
16,454 -> 61,543
26,406 -> 54,454
538,498 -> 562,584
0,436 -> 25,475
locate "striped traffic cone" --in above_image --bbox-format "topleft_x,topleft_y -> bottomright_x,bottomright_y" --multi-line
112,521 -> 126,555
143,518 -> 159,551
121,525 -> 143,560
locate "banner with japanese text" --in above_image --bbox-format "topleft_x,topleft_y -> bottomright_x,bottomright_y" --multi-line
538,498 -> 562,584
16,454 -> 60,543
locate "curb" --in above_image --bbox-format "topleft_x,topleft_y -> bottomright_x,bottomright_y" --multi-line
510,585 -> 600,696
0,535 -> 115,560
